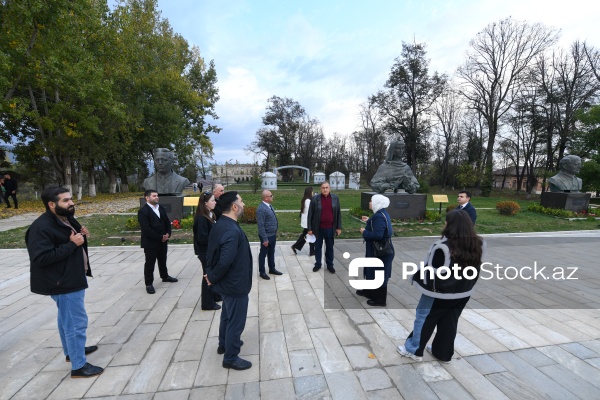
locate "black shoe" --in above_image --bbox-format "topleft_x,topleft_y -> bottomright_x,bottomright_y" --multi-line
162,276 -> 178,282
260,273 -> 271,280
202,304 -> 221,311
71,362 -> 104,378
214,294 -> 223,302
327,267 -> 336,274
146,285 -> 155,294
291,246 -> 297,255
222,358 -> 252,370
367,299 -> 386,307
217,340 -> 244,354
356,290 -> 370,298
66,346 -> 98,362
313,266 -> 321,272
269,269 -> 283,275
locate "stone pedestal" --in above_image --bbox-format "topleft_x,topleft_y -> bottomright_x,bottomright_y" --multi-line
361,192 -> 427,220
540,192 -> 591,213
139,195 -> 186,221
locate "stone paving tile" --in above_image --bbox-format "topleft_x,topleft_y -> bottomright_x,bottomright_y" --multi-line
110,323 -> 162,366
343,345 -> 381,370
357,323 -> 404,367
366,388 -> 404,400
355,368 -> 393,391
153,389 -> 191,400
226,354 -> 260,385
282,313 -> 313,351
173,320 -> 211,362
224,382 -> 260,400
260,331 -> 292,380
157,360 -> 199,391
194,337 -> 228,386
310,327 -> 352,374
537,345 -> 600,389
289,349 -> 324,377
538,363 -> 600,399
414,361 -> 453,382
156,307 -> 194,341
429,379 -> 476,400
11,371 -> 66,400
325,309 -> 365,345
294,374 -> 331,399
84,365 -> 137,398
512,348 -> 556,367
124,340 -> 178,394
259,377 -> 296,399
324,371 -> 368,400
443,357 -> 510,400
189,385 -> 226,400
386,365 -> 439,400
240,316 -> 259,356
277,290 -> 302,315
258,301 -> 283,333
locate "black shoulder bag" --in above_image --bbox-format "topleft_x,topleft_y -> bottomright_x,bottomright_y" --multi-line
372,212 -> 393,257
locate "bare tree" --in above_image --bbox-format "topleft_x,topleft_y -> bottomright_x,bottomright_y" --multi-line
457,17 -> 559,195
433,83 -> 462,188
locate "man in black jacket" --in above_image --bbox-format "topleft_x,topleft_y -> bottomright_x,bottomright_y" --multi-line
3,173 -> 18,209
307,181 -> 343,273
138,189 -> 178,294
26,187 -> 103,378
457,190 -> 477,225
205,191 -> 253,370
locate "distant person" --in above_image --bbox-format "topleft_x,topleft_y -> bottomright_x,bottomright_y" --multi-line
548,155 -> 583,192
212,183 -> 225,219
307,181 -> 342,273
25,187 -> 103,378
397,209 -> 484,363
3,173 -> 18,209
359,194 -> 394,307
142,148 -> 190,195
457,190 -> 476,225
138,189 -> 178,294
205,191 -> 253,370
0,177 -> 7,206
256,190 -> 283,280
291,187 -> 315,256
193,191 -> 220,310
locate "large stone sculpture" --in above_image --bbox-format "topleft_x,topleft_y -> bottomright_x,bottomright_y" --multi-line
548,155 -> 583,192
143,148 -> 190,195
370,137 -> 420,194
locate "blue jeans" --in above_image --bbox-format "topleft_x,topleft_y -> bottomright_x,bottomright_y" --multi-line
219,295 -> 249,363
258,235 -> 276,274
314,227 -> 334,269
50,289 -> 88,370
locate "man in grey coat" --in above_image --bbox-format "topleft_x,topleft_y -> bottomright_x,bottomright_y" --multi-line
256,190 -> 283,280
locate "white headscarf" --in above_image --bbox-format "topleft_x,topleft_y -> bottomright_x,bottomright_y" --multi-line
371,194 -> 390,214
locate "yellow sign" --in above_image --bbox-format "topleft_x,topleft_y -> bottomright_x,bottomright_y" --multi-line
432,195 -> 449,203
183,197 -> 200,206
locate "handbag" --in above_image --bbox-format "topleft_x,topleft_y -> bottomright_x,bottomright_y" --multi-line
372,212 -> 393,257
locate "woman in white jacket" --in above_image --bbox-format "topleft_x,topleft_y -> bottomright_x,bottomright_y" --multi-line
291,187 -> 315,256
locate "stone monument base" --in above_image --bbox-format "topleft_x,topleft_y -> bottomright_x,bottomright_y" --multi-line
540,192 -> 591,213
139,195 -> 186,221
361,192 -> 427,220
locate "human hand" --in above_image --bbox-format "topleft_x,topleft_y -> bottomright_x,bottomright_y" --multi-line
262,241 -> 269,247
361,216 -> 368,222
162,234 -> 170,242
204,274 -> 212,285
80,226 -> 90,237
336,229 -> 341,236
360,227 -> 365,234
307,231 -> 313,236
70,231 -> 84,246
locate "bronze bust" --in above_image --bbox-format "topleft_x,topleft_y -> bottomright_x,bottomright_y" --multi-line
143,148 -> 190,195
548,155 -> 582,192
370,138 -> 420,194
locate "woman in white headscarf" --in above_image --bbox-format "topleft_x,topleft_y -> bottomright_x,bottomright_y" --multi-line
359,194 -> 394,306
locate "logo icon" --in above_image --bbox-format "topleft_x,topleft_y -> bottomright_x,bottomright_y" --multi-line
348,257 -> 385,290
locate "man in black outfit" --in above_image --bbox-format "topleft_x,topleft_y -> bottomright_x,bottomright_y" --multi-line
3,173 -> 18,209
457,190 -> 477,225
205,191 -> 253,370
138,189 -> 178,294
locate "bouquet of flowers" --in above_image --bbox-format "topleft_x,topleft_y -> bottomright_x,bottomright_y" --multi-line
171,219 -> 181,229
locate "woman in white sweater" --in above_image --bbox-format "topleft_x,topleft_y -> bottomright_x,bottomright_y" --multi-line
291,187 -> 315,256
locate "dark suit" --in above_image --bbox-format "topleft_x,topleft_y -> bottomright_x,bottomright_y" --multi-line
138,203 -> 172,285
461,202 -> 477,225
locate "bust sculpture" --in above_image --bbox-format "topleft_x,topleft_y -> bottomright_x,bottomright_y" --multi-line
370,137 -> 420,194
548,155 -> 582,192
142,148 -> 190,195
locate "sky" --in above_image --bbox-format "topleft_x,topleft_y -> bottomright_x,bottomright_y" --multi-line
156,0 -> 600,165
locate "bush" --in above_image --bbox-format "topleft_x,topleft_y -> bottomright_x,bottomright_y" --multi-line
349,207 -> 372,219
180,216 -> 194,229
240,206 -> 257,224
496,201 -> 521,216
424,210 -> 440,222
417,179 -> 430,193
527,204 -> 575,218
125,217 -> 140,230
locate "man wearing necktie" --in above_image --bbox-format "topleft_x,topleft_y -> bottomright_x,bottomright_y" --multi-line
457,190 -> 477,225
257,190 -> 283,280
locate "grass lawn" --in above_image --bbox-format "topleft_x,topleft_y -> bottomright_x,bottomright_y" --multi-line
0,185 -> 596,249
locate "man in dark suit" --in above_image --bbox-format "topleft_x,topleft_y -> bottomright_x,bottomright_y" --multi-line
205,191 -> 253,370
3,173 -> 18,209
138,189 -> 178,294
256,190 -> 283,280
457,190 -> 477,225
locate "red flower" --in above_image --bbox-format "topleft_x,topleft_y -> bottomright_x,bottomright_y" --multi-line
171,219 -> 181,229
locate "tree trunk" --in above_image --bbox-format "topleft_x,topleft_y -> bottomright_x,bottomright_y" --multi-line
62,156 -> 72,192
77,163 -> 83,200
71,161 -> 79,198
108,169 -> 117,194
88,167 -> 97,197
120,174 -> 130,193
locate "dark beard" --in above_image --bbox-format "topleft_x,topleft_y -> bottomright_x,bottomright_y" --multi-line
55,204 -> 75,217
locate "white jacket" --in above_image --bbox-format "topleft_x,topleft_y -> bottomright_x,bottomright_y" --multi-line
300,198 -> 311,228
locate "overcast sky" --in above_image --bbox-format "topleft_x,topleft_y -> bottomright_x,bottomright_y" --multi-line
156,0 -> 600,165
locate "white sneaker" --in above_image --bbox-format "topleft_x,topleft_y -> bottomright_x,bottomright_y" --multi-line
426,345 -> 450,364
397,345 -> 422,361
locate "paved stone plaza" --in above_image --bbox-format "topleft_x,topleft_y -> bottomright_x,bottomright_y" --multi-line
1,232 -> 600,399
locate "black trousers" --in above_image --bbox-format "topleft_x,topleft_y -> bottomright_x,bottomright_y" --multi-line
198,254 -> 218,309
219,295 -> 249,362
4,192 -> 17,208
292,228 -> 315,254
143,242 -> 169,286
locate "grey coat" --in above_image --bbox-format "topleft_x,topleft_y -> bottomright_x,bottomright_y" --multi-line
257,202 -> 278,240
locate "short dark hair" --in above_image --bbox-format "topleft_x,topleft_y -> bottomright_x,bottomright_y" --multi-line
458,190 -> 471,199
41,187 -> 70,210
219,191 -> 239,213
144,189 -> 158,198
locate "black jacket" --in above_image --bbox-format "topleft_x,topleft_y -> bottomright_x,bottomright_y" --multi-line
3,177 -> 17,192
193,214 -> 214,255
206,215 -> 253,297
307,193 -> 342,232
26,211 -> 92,295
138,203 -> 171,248
461,202 -> 477,225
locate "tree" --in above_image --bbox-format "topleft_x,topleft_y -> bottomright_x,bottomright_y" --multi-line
432,84 -> 462,188
371,41 -> 447,173
457,17 -> 559,195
